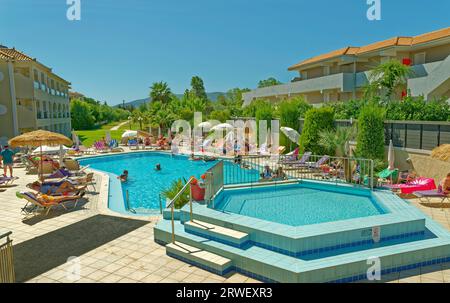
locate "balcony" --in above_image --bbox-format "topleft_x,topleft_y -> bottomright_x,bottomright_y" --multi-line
16,105 -> 36,128
243,73 -> 355,105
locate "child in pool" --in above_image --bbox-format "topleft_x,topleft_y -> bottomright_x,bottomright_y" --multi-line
118,170 -> 128,182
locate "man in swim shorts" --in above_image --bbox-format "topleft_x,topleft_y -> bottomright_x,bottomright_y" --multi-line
1,145 -> 15,178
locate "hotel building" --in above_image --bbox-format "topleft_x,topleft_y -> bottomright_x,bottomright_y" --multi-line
243,27 -> 450,106
0,46 -> 71,145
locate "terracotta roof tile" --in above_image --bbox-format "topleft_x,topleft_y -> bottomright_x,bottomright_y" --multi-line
288,27 -> 450,70
412,27 -> 450,45
0,48 -> 35,61
0,50 -> 14,60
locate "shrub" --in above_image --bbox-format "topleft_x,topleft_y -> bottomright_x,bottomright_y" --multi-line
356,104 -> 386,160
385,96 -> 450,121
298,107 -> 335,155
278,97 -> 312,151
330,99 -> 366,119
255,100 -> 274,134
161,178 -> 190,209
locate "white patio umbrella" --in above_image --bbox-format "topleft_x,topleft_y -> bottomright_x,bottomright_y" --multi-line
32,145 -> 70,154
211,123 -> 233,131
197,121 -> 212,129
280,127 -> 300,144
121,130 -> 138,139
72,132 -> 80,150
388,139 -> 395,170
105,131 -> 112,143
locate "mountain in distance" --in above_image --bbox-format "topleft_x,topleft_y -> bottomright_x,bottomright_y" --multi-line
116,92 -> 226,108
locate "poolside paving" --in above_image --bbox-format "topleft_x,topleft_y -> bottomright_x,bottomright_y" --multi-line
1,164 -> 450,283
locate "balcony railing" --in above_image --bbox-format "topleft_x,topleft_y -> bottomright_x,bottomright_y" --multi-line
0,231 -> 15,283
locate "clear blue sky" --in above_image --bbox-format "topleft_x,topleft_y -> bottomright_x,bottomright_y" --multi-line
1,0 -> 449,105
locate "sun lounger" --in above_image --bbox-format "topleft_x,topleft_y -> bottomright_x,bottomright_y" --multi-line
287,155 -> 329,170
413,190 -> 450,204
0,176 -> 18,187
384,177 -> 437,194
280,151 -> 310,166
18,191 -> 85,216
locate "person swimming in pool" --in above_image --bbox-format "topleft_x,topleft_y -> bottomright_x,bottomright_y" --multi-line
118,170 -> 128,182
155,163 -> 161,171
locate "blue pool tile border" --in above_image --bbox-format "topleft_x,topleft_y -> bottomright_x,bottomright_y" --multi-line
184,224 -> 426,258
329,256 -> 450,283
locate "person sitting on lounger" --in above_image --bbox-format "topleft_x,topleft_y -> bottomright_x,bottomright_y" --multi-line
46,167 -> 72,179
118,170 -> 129,182
274,167 -> 286,180
189,153 -> 202,161
441,173 -> 450,194
260,165 -> 273,180
38,192 -> 84,204
29,180 -> 84,195
203,156 -> 216,162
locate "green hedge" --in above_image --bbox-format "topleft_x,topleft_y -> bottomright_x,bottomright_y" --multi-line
299,107 -> 335,155
278,97 -> 312,151
355,104 -> 386,160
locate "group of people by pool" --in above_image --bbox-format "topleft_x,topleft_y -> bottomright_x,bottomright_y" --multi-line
260,165 -> 287,181
189,153 -> 217,162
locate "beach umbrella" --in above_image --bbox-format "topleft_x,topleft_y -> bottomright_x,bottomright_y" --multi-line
9,130 -> 72,180
105,131 -> 111,143
72,132 -> 80,150
32,145 -> 70,154
197,122 -> 212,130
388,140 -> 395,170
211,123 -> 233,131
280,127 -> 300,144
121,130 -> 138,139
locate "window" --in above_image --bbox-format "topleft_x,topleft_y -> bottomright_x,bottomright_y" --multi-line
302,71 -> 308,80
323,66 -> 330,76
414,52 -> 426,65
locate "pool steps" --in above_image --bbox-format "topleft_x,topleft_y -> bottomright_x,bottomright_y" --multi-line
166,242 -> 233,275
154,219 -> 450,283
184,220 -> 250,248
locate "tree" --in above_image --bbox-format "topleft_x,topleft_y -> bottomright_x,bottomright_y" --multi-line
258,77 -> 282,88
150,81 -> 172,104
356,103 -> 386,160
190,76 -> 208,100
70,99 -> 96,130
298,107 -> 335,155
365,60 -> 412,102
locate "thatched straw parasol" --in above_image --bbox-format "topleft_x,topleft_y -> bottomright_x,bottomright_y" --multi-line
9,130 -> 73,180
431,144 -> 450,162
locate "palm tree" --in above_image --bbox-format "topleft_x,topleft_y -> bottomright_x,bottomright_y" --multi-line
365,60 -> 413,103
150,81 -> 173,104
319,127 -> 356,182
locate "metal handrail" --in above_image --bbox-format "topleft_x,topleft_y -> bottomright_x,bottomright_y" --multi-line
169,176 -> 196,244
166,176 -> 195,209
0,231 -> 12,241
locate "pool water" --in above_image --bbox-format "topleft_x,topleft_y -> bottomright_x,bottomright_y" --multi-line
213,184 -> 387,226
79,152 -> 259,211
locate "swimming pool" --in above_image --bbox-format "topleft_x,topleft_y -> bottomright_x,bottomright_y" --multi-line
79,152 -> 259,213
213,183 -> 387,226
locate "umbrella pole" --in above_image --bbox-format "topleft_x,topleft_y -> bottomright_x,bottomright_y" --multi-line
40,145 -> 43,181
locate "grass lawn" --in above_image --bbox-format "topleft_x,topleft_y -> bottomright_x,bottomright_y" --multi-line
74,129 -> 125,147
74,121 -> 129,146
